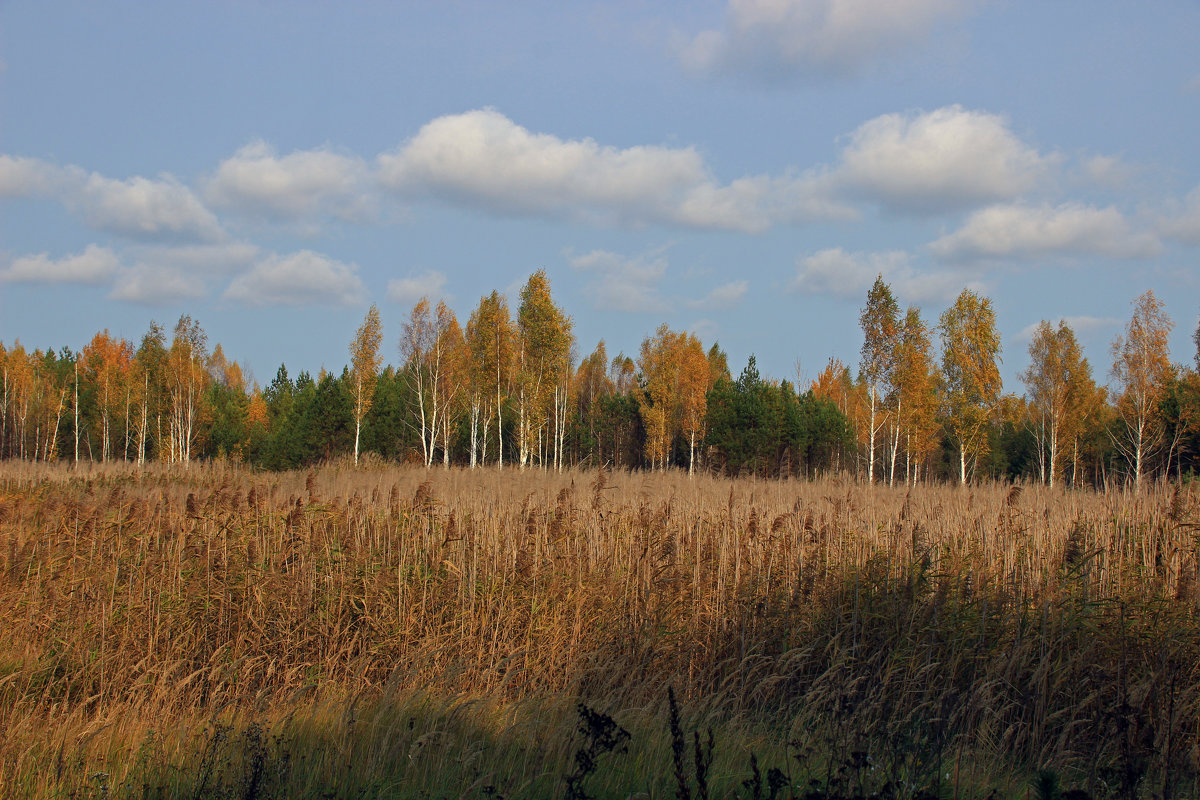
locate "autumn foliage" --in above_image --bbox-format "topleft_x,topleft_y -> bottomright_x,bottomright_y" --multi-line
1,275 -> 1198,485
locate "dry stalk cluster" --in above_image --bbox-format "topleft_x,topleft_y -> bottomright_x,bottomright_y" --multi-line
1,462 -> 1198,798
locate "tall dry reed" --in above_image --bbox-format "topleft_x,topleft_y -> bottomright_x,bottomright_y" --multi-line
1,461 -> 1197,797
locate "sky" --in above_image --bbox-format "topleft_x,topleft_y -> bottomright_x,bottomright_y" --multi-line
2,0 -> 1199,391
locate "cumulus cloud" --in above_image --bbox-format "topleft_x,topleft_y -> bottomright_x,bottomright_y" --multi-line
205,140 -> 373,223
678,0 -> 969,80
568,248 -> 673,313
69,172 -> 224,241
687,280 -> 748,310
0,155 -> 63,197
833,105 -> 1051,213
1,244 -> 120,285
223,250 -> 365,307
930,202 -> 1162,261
378,109 -> 843,232
790,247 -> 979,303
386,270 -> 449,306
109,265 -> 207,305
0,155 -> 222,240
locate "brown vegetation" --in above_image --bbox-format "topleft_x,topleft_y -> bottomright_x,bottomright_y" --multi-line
1,462 -> 1198,797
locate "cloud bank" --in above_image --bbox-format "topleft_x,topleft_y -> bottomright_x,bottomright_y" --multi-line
378,109 -> 847,232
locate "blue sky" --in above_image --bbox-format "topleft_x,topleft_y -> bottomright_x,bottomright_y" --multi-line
2,0 -> 1199,390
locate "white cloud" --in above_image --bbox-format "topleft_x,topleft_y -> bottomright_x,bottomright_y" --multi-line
687,280 -> 748,310
205,140 -> 373,223
69,172 -> 223,241
0,155 -> 62,197
223,250 -> 365,307
1,244 -> 120,285
0,155 -> 223,241
386,270 -> 449,306
930,202 -> 1162,261
378,109 -> 842,232
1014,315 -> 1121,343
568,248 -> 673,313
678,0 -> 969,80
790,247 -> 979,303
834,105 -> 1051,213
109,265 -> 207,305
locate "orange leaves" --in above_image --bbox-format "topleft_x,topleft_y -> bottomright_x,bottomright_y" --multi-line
636,325 -> 707,470
81,330 -> 135,462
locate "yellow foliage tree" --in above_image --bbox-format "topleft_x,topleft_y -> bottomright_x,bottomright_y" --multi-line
350,304 -> 383,466
939,289 -> 1002,485
1021,320 -> 1095,488
1111,290 -> 1174,488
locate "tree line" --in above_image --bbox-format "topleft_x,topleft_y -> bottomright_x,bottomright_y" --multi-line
2,270 -> 1198,486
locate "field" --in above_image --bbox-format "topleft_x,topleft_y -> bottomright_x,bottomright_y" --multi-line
1,462 -> 1198,799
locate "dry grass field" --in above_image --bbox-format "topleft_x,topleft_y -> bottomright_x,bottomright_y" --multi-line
1,461 -> 1198,798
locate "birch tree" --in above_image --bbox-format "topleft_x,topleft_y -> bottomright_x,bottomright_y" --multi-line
939,289 -> 1002,485
434,302 -> 466,468
1021,320 -> 1093,488
637,325 -> 681,470
134,323 -> 167,465
401,300 -> 437,466
859,276 -> 899,483
573,340 -> 614,463
515,270 -> 573,470
1111,290 -> 1174,488
350,304 -> 383,466
81,331 -> 133,461
8,343 -> 32,460
892,308 -> 939,485
0,343 -> 9,459
465,291 -> 514,468
678,333 -> 709,475
167,316 -> 208,465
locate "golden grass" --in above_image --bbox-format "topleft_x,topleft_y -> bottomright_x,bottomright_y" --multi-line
1,461 -> 1198,797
